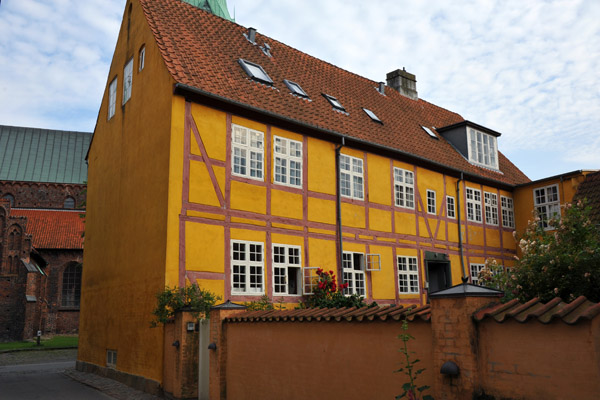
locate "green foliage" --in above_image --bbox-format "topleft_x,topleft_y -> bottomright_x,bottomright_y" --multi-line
396,318 -> 433,400
297,268 -> 377,309
243,295 -> 285,311
150,284 -> 221,327
485,200 -> 600,303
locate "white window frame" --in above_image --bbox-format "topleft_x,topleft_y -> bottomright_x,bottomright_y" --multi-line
342,252 -> 366,296
272,244 -> 302,296
340,154 -> 364,200
273,136 -> 302,188
231,124 -> 264,180
394,167 -> 414,209
484,192 -> 499,226
533,184 -> 560,230
446,196 -> 456,219
122,58 -> 133,104
366,254 -> 381,272
106,349 -> 117,368
468,128 -> 498,170
501,196 -> 515,229
466,187 -> 482,223
470,263 -> 485,285
231,240 -> 264,295
426,190 -> 436,215
108,77 -> 117,120
138,46 -> 145,71
397,256 -> 420,294
303,266 -> 319,295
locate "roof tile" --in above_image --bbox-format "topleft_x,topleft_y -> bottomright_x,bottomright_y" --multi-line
138,0 -> 529,186
10,209 -> 84,249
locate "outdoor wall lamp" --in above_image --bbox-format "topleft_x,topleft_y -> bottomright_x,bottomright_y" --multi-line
172,340 -> 180,349
208,342 -> 217,350
440,361 -> 459,376
187,322 -> 195,332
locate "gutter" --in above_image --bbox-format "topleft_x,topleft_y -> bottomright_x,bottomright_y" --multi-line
173,83 -> 519,191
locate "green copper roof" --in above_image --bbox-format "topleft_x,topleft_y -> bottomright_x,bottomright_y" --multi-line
181,0 -> 233,21
0,125 -> 91,184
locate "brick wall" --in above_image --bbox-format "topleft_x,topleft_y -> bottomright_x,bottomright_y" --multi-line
0,181 -> 86,209
0,272 -> 26,341
204,295 -> 600,400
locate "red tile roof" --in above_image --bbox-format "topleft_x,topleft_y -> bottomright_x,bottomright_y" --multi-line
473,296 -> 600,325
138,0 -> 529,186
575,170 -> 600,223
10,209 -> 84,249
225,304 -> 431,323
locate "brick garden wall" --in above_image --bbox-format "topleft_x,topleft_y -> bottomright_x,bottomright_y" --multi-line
203,296 -> 600,400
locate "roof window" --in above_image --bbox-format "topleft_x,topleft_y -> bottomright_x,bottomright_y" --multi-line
323,94 -> 345,112
422,126 -> 437,139
284,80 -> 309,98
362,108 -> 382,124
238,59 -> 273,85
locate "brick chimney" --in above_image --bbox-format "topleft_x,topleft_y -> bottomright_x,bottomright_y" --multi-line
386,68 -> 417,100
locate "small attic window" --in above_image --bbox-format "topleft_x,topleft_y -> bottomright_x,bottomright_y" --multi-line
422,126 -> 437,139
284,80 -> 308,98
238,59 -> 273,85
362,108 -> 382,124
323,94 -> 345,112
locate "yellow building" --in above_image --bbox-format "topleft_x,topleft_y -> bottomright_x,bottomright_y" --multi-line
77,0 -> 598,390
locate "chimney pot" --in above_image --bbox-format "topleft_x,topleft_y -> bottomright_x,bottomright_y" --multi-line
246,27 -> 256,44
386,68 -> 418,100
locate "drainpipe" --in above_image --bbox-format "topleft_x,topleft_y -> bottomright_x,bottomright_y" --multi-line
456,172 -> 468,282
335,138 -> 345,281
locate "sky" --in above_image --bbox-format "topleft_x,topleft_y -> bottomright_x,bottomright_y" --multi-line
0,0 -> 598,181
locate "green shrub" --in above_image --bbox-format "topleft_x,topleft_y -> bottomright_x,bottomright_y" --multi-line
150,283 -> 221,327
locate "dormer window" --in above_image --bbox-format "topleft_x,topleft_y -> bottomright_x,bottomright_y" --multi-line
468,128 -> 498,169
238,59 -> 273,85
323,94 -> 345,112
283,80 -> 308,98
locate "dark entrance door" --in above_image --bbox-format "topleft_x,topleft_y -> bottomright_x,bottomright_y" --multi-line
427,261 -> 451,294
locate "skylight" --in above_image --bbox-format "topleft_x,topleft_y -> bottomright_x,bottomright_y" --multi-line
238,59 -> 273,85
362,108 -> 382,124
422,126 -> 437,139
284,80 -> 308,98
323,94 -> 345,112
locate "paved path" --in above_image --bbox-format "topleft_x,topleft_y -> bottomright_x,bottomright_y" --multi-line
0,349 -> 161,400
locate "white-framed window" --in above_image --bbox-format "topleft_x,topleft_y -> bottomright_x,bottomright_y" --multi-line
231,124 -> 264,180
468,128 -> 498,169
123,58 -> 133,104
470,263 -> 485,285
534,184 -> 560,229
273,136 -> 302,187
397,256 -> 419,294
484,192 -> 499,226
466,187 -> 482,223
272,244 -> 302,296
106,349 -> 117,368
426,190 -> 436,214
303,266 -> 319,295
138,46 -> 145,71
446,196 -> 456,219
340,154 -> 364,200
231,240 -> 264,294
501,196 -> 515,228
108,77 -> 117,119
394,167 -> 414,209
342,252 -> 366,296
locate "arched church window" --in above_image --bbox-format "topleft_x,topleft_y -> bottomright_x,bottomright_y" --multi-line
2,194 -> 15,207
64,197 -> 75,209
62,263 -> 82,307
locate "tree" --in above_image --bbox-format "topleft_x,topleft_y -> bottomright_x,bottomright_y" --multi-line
486,200 -> 600,303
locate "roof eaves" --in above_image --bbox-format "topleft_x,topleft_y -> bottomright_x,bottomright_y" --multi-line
174,83 -> 520,190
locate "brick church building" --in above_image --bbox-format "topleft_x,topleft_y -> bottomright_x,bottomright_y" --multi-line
0,125 -> 89,341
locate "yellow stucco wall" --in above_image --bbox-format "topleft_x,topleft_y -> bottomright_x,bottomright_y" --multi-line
79,1 -> 175,383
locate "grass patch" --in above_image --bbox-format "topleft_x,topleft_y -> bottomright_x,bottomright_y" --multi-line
0,335 -> 78,351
